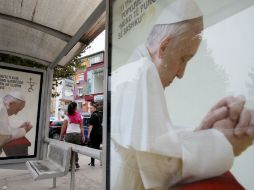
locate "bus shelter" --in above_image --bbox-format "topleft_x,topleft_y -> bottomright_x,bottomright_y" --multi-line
2,0 -> 254,190
0,0 -> 107,189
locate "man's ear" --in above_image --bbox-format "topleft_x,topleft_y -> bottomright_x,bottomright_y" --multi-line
5,101 -> 13,109
159,37 -> 171,58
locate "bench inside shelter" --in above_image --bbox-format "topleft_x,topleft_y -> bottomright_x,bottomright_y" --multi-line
26,143 -> 71,185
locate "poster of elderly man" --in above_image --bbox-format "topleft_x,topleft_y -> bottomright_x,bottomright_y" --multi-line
0,65 -> 43,160
109,0 -> 254,189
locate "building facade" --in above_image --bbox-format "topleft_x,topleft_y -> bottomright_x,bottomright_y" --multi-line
74,51 -> 104,113
51,78 -> 74,120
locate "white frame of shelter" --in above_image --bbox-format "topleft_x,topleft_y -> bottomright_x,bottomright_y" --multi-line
0,62 -> 46,164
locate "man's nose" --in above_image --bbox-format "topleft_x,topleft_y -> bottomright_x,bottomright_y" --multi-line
176,65 -> 186,79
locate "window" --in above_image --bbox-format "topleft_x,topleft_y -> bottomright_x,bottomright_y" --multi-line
88,52 -> 104,65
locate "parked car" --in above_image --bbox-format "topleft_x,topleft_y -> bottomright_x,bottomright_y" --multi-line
48,114 -> 90,144
49,120 -> 63,140
81,112 -> 91,128
50,116 -> 57,122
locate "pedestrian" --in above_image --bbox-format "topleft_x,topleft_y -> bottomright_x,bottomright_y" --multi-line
88,103 -> 102,166
60,102 -> 85,169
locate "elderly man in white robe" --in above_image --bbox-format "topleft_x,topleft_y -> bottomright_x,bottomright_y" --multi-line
111,0 -> 254,189
0,91 -> 33,155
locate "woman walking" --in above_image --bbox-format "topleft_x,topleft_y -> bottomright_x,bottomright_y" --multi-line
60,102 -> 85,169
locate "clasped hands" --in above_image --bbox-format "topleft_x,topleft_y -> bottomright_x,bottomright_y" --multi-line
197,96 -> 254,156
20,121 -> 33,133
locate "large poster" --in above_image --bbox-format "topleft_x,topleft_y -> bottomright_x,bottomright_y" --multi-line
109,0 -> 254,189
0,65 -> 43,160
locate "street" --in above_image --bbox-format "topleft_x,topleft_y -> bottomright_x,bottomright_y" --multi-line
0,155 -> 102,190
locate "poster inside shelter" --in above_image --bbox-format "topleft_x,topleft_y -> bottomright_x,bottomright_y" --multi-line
110,0 -> 254,189
0,66 -> 42,159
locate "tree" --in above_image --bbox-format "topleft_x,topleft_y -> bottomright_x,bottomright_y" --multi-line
0,53 -> 84,97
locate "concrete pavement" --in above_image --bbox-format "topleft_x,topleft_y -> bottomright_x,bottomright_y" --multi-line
0,155 -> 102,190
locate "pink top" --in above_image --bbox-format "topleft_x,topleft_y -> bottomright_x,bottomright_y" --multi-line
67,112 -> 82,125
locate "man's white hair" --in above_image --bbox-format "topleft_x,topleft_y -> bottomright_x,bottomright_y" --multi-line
3,94 -> 25,103
146,18 -> 202,49
146,0 -> 203,49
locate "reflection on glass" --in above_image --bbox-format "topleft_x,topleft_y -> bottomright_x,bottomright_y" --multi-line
110,0 -> 254,189
201,6 -> 254,189
247,67 -> 254,99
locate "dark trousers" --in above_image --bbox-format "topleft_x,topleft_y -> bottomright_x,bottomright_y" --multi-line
89,139 -> 101,165
65,133 -> 82,164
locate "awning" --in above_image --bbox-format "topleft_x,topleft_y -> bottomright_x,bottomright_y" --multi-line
0,0 -> 106,68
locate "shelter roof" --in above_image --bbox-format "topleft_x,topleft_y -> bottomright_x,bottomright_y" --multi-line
0,0 -> 105,68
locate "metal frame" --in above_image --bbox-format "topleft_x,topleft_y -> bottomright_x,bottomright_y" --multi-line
44,138 -> 102,160
44,138 -> 102,190
40,67 -> 54,160
49,0 -> 106,69
0,62 -> 47,165
0,50 -> 51,66
103,0 -> 111,189
0,13 -> 85,43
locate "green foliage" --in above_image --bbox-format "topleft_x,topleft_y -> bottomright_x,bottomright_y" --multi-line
0,53 -> 85,97
0,53 -> 46,69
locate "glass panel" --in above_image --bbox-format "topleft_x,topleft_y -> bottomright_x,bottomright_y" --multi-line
109,0 -> 254,189
0,65 -> 43,160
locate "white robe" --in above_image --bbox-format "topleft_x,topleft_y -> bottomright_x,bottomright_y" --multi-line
0,101 -> 26,155
111,45 -> 234,189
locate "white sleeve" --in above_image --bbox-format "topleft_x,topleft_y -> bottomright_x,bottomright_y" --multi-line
135,149 -> 182,189
0,108 -> 11,135
179,128 -> 234,183
10,127 -> 26,140
145,128 -> 234,188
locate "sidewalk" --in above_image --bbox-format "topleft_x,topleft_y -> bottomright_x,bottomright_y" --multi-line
0,155 -> 102,190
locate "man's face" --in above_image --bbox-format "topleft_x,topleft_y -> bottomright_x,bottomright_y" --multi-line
90,105 -> 96,113
8,101 -> 25,116
157,20 -> 203,88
